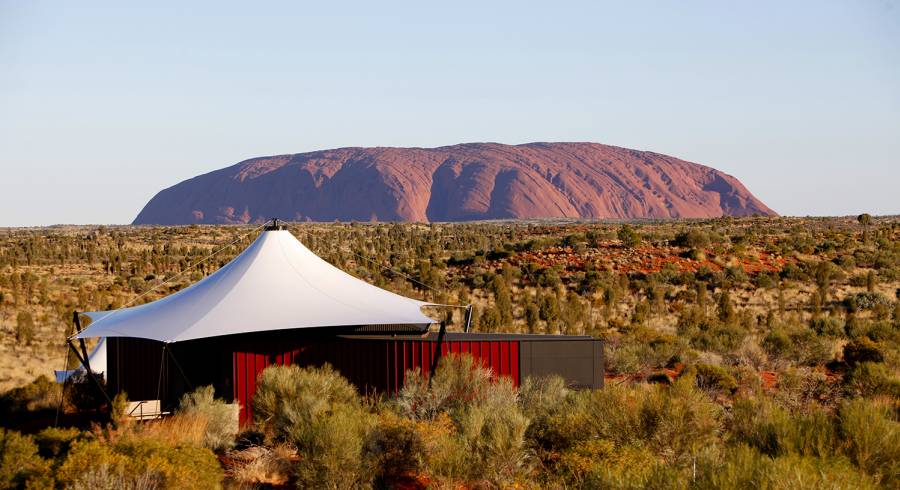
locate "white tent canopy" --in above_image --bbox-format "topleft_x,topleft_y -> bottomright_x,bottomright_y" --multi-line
75,229 -> 436,343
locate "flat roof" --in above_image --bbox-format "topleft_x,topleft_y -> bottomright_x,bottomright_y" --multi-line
338,331 -> 597,342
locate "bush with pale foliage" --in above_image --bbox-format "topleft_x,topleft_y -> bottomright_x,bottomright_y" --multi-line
178,385 -> 238,452
253,363 -> 372,489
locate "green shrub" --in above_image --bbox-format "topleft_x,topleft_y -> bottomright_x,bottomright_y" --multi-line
532,380 -> 721,482
725,265 -> 749,285
843,362 -> 900,398
34,426 -> 85,460
64,373 -> 109,412
618,224 -> 642,248
416,415 -> 470,483
364,412 -> 427,484
763,328 -> 792,358
454,378 -> 529,484
254,363 -> 359,438
109,392 -> 129,429
843,338 -> 884,365
15,311 -> 35,345
694,322 -> 749,354
289,402 -> 372,489
395,355 -> 530,485
691,363 -> 738,395
673,229 -> 710,249
178,385 -> 238,452
553,437 -> 615,485
845,291 -> 892,311
527,389 -> 601,458
810,316 -> 845,337
839,398 -> 900,487
253,364 -> 371,489
395,354 -> 493,421
764,325 -> 832,366
58,438 -> 223,490
0,428 -> 51,488
604,338 -> 658,374
641,379 -> 723,466
695,445 -> 876,490
518,375 -> 569,420
119,440 -> 223,489
677,308 -> 748,354
557,440 -> 662,488
753,272 -> 778,289
0,375 -> 61,416
773,367 -> 834,412
56,439 -> 128,485
780,263 -> 808,281
847,318 -> 897,343
533,382 -> 718,468
730,398 -> 836,458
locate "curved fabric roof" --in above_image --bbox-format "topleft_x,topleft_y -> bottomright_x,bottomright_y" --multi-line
75,229 -> 436,342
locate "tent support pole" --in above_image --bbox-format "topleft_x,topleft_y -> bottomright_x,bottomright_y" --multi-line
167,347 -> 193,392
463,305 -> 473,333
54,345 -> 70,426
429,320 -> 448,384
73,312 -> 93,376
157,344 -> 167,404
66,339 -> 111,404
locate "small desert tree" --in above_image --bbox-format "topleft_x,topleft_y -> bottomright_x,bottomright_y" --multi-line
524,299 -> 540,334
717,291 -> 736,325
618,224 -> 642,248
866,270 -> 876,293
814,261 -> 833,304
15,312 -> 35,346
491,276 -> 513,326
857,213 -> 872,243
539,292 -> 560,333
479,306 -> 501,333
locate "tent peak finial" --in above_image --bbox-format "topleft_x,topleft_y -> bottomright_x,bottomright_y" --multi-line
265,218 -> 286,231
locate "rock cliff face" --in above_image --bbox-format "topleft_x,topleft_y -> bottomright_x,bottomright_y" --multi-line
133,142 -> 775,224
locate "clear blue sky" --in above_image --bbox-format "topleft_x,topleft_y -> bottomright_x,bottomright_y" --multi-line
1,1 -> 898,226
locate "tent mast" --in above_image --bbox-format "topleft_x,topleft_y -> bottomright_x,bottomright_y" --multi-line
265,217 -> 285,231
65,341 -> 111,404
73,312 -> 92,375
67,311 -> 111,404
428,320 -> 448,383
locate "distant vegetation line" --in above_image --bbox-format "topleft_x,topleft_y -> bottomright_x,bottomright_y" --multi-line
0,215 -> 898,487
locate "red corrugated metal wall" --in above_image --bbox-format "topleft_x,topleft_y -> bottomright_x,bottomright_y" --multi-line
233,338 -> 519,426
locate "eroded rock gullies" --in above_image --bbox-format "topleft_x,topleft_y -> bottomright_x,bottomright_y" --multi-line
133,142 -> 775,224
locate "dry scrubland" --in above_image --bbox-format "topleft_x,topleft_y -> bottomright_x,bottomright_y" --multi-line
1,216 -> 899,488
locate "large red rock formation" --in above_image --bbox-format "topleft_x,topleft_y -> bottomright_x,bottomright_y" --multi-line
133,142 -> 775,224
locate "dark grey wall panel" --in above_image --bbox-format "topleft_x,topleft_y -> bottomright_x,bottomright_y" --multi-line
519,339 -> 603,389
